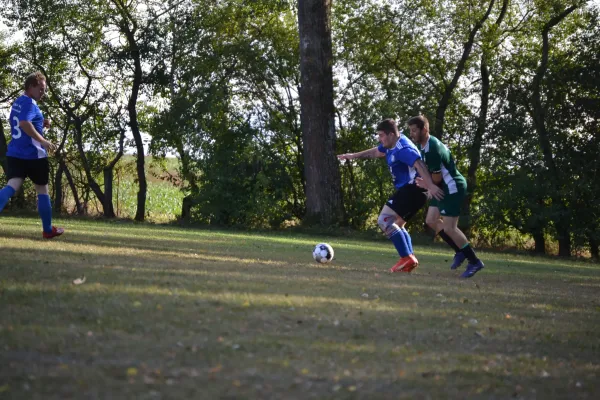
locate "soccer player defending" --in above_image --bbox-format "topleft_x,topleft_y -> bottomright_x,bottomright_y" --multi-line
338,119 -> 443,273
407,115 -> 483,278
0,72 -> 64,239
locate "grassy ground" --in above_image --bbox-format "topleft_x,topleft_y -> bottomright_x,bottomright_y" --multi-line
0,216 -> 599,399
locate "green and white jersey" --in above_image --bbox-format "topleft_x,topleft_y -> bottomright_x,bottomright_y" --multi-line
420,135 -> 466,194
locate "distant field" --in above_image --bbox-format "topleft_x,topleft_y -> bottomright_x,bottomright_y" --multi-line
0,217 -> 599,399
60,156 -> 184,222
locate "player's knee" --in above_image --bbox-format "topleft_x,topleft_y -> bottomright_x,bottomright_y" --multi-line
377,213 -> 397,235
34,184 -> 49,195
425,216 -> 438,230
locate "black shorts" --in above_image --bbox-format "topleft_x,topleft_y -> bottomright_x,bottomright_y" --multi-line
384,184 -> 428,222
6,156 -> 50,186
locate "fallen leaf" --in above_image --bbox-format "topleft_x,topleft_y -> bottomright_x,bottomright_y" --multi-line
126,367 -> 138,377
540,370 -> 550,378
209,365 -> 222,374
72,276 -> 86,285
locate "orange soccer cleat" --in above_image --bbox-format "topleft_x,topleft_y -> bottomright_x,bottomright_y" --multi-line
390,254 -> 419,273
43,226 -> 64,239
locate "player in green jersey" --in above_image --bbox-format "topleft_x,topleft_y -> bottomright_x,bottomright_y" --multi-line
406,115 -> 484,278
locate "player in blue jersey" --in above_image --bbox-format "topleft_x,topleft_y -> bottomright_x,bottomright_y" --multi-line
338,119 -> 443,273
0,72 -> 64,239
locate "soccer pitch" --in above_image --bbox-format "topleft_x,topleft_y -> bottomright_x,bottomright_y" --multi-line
1,216 -> 599,399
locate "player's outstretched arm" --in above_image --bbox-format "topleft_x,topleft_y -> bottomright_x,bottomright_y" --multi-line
337,147 -> 385,160
413,159 -> 444,200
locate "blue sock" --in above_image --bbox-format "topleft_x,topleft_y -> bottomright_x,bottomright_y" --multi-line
401,228 -> 413,254
37,194 -> 53,233
0,186 -> 16,212
389,229 -> 411,257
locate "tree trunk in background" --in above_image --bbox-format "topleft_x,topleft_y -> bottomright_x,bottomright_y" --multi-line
74,119 -> 108,215
433,0 -> 495,140
465,0 -> 508,235
63,164 -> 84,215
464,54 -> 489,235
0,122 -> 7,173
103,167 -> 116,218
297,0 -> 344,225
118,8 -> 147,222
532,230 -> 546,254
530,5 -> 579,257
54,163 -> 64,212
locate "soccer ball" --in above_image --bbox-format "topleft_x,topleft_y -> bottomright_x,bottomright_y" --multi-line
313,243 -> 334,263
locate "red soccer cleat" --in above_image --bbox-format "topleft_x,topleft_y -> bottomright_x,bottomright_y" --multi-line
390,254 -> 419,273
43,226 -> 64,239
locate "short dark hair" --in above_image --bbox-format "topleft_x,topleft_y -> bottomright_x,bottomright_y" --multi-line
406,115 -> 429,131
376,119 -> 399,136
24,71 -> 46,91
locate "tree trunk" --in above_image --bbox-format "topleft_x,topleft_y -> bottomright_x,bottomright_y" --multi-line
103,167 -> 116,218
74,119 -> 108,213
120,17 -> 148,222
530,5 -> 579,257
63,163 -> 84,215
0,122 -> 7,173
433,0 -> 496,140
464,54 -> 490,235
297,0 -> 344,225
54,163 -> 64,213
532,230 -> 545,254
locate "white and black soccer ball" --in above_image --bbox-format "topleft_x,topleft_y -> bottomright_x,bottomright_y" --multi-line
313,243 -> 334,263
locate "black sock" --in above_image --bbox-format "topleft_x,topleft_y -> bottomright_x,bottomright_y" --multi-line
438,230 -> 461,253
461,244 -> 479,264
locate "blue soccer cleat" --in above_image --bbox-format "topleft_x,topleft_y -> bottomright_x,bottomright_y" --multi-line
460,260 -> 484,278
450,251 -> 466,270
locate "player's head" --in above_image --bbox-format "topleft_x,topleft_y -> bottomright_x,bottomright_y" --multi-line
376,119 -> 400,149
406,115 -> 429,144
24,71 -> 47,101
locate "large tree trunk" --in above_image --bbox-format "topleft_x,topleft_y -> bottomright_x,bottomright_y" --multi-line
433,0 -> 495,140
530,5 -> 579,257
297,0 -> 344,225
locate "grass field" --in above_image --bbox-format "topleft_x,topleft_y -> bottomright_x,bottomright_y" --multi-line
1,216 -> 599,399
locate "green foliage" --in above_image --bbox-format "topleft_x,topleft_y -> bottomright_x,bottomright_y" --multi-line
1,0 -> 598,256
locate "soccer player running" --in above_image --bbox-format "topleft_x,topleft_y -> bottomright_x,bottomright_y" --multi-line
338,119 -> 443,273
0,72 -> 64,239
407,115 -> 483,278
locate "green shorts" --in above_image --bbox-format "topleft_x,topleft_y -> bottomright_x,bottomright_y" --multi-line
429,184 -> 466,217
